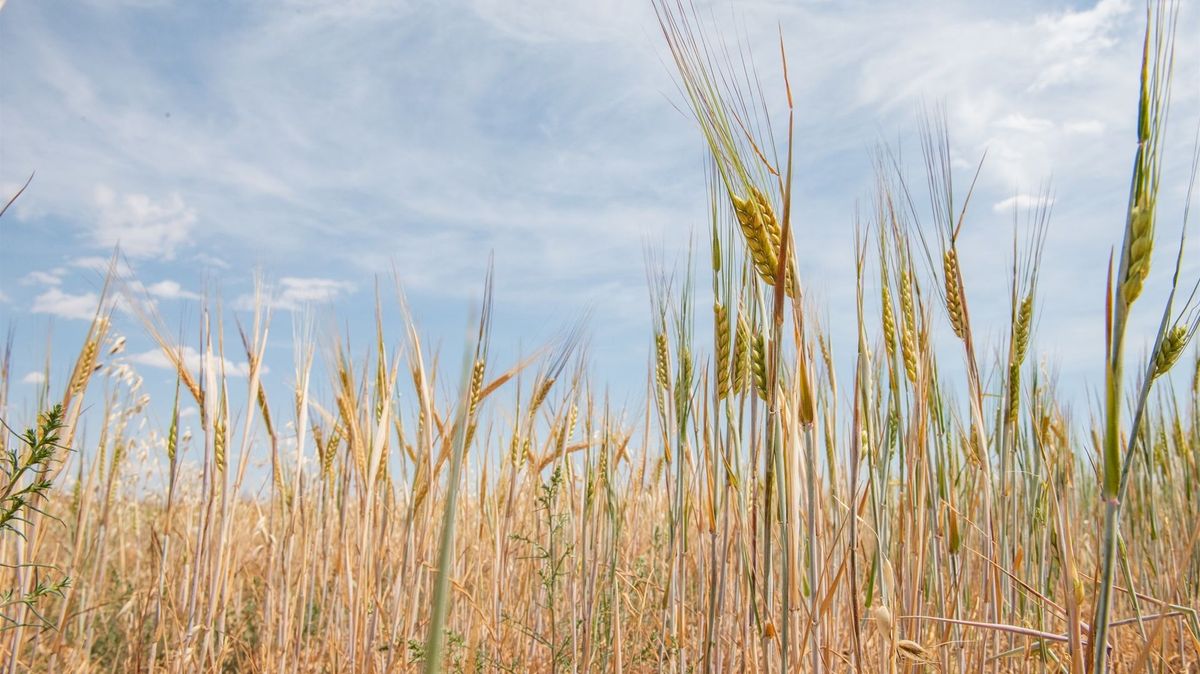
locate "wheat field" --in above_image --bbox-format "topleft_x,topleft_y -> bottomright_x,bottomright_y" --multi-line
1,1 -> 1198,672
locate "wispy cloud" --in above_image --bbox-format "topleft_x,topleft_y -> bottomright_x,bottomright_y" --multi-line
1031,0 -> 1132,90
993,193 -> 1055,213
92,185 -> 197,259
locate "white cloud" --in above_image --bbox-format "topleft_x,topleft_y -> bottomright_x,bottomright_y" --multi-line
996,113 -> 1054,133
30,287 -> 100,320
145,279 -> 201,301
239,277 -> 354,312
992,193 -> 1055,213
193,252 -> 230,269
21,371 -> 46,385
20,269 -> 64,286
1063,119 -> 1105,135
127,346 -> 261,378
92,185 -> 197,259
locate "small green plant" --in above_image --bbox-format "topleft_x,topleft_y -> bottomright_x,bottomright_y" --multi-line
0,404 -> 72,631
409,630 -> 468,673
509,465 -> 573,671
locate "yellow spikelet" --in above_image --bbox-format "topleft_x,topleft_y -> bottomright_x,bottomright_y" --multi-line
899,267 -> 918,384
714,302 -> 731,400
71,337 -> 99,397
509,428 -> 522,466
531,377 -> 555,415
752,188 -> 798,297
596,442 -> 609,489
732,192 -> 797,299
751,332 -> 768,399
566,403 -> 579,439
881,280 -> 897,358
323,423 -> 341,477
732,309 -> 751,394
468,358 -> 486,419
214,404 -> 228,474
730,194 -> 776,282
943,249 -> 965,340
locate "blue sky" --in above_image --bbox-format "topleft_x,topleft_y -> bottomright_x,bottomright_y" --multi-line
2,0 -> 1199,447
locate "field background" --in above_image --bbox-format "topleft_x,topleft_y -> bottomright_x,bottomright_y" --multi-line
1,0 -> 1199,672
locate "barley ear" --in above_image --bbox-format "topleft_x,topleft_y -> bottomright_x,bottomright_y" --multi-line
1006,361 -> 1022,426
899,266 -> 918,384
751,331 -> 768,400
468,358 -> 486,419
732,191 -> 794,295
714,302 -> 731,400
1152,325 -> 1189,379
1122,200 -> 1154,306
732,309 -> 750,394
881,278 -> 897,358
214,393 -> 228,474
1013,293 -> 1034,366
751,187 -> 797,298
943,249 -> 965,339
531,376 -> 555,416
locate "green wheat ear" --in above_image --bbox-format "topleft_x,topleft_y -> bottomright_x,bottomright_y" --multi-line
1122,201 -> 1154,306
1152,325 -> 1189,379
